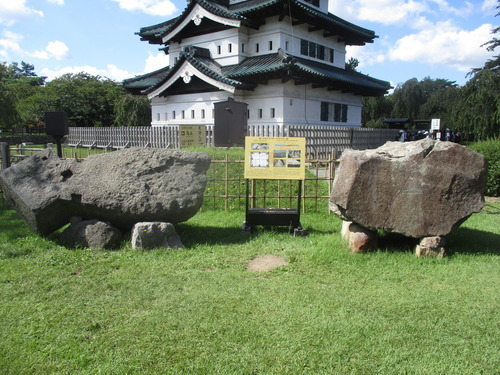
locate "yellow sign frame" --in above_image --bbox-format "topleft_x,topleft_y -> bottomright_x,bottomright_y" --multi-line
179,125 -> 206,148
244,136 -> 306,180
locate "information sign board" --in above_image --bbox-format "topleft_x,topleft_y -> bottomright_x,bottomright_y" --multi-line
179,125 -> 205,148
431,119 -> 441,130
244,136 -> 306,180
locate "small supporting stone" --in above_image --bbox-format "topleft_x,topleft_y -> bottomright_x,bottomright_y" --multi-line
131,222 -> 183,250
60,218 -> 123,250
415,236 -> 446,258
341,220 -> 352,241
344,222 -> 378,253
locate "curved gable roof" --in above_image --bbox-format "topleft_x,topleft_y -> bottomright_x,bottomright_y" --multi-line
126,48 -> 390,97
138,0 -> 378,46
144,46 -> 255,98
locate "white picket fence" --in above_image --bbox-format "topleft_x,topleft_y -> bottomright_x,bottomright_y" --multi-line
66,125 -> 399,158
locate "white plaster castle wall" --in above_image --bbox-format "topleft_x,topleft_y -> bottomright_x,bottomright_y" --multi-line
149,3 -> 360,127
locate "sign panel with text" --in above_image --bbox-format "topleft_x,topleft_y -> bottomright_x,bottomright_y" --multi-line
179,125 -> 206,148
244,136 -> 306,180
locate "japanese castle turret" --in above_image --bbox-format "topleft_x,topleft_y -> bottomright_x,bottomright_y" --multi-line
123,0 -> 391,129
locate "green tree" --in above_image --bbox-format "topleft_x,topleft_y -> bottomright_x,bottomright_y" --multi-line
345,57 -> 360,71
0,63 -> 20,130
114,94 -> 151,126
454,69 -> 499,139
391,78 -> 424,120
455,2 -> 499,139
40,73 -> 125,127
362,96 -> 393,127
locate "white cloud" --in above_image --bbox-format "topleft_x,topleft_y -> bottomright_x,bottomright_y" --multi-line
47,0 -> 64,5
110,0 -> 177,16
346,44 -> 386,68
0,0 -> 44,26
481,0 -> 498,14
329,0 -> 428,26
389,22 -> 495,71
144,52 -> 169,72
0,29 -> 24,57
428,0 -> 474,17
41,64 -> 133,81
31,40 -> 70,60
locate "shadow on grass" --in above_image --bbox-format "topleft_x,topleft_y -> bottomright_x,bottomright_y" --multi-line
447,227 -> 500,255
176,224 -> 253,247
376,228 -> 499,256
377,233 -> 418,254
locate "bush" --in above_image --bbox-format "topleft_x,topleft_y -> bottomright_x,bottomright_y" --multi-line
469,138 -> 500,197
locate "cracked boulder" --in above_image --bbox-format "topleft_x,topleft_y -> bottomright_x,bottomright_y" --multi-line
329,139 -> 487,238
0,148 -> 210,236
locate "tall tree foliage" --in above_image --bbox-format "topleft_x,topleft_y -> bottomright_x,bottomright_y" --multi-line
39,73 -> 125,127
114,94 -> 152,127
454,1 -> 499,139
0,61 -> 46,129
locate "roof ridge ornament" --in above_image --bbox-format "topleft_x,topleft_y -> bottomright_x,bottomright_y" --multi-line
192,13 -> 204,25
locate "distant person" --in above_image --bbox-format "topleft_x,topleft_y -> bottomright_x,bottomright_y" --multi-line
445,128 -> 452,141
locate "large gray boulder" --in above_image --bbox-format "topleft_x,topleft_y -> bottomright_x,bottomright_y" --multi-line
330,139 -> 487,238
0,148 -> 210,235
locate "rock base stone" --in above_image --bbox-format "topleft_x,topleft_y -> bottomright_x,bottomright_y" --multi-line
342,221 -> 378,253
60,217 -> 123,250
415,236 -> 446,258
131,222 -> 183,250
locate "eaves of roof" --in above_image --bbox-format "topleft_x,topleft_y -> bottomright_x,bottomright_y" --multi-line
137,0 -> 377,46
226,51 -> 390,94
142,47 -> 255,95
122,66 -> 171,92
124,49 -> 390,97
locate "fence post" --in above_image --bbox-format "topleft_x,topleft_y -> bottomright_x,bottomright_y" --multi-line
1,142 -> 10,170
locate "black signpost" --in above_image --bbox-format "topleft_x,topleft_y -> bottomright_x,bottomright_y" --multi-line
45,111 -> 68,158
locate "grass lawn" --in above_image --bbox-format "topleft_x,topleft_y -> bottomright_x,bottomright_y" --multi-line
0,202 -> 498,374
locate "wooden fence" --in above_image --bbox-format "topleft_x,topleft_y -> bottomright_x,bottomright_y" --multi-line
1,144 -> 336,213
67,125 -> 399,158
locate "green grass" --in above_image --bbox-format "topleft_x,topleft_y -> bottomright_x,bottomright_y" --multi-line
0,202 -> 498,374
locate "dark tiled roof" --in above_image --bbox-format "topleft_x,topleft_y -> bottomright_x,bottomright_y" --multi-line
225,51 -> 390,95
122,66 -> 171,93
138,46 -> 255,95
138,0 -> 377,46
125,48 -> 390,96
137,18 -> 180,44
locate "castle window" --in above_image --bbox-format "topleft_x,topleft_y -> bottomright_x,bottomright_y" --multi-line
201,109 -> 205,119
321,102 -> 348,122
217,45 -> 221,55
270,108 -> 275,118
334,103 -> 348,123
191,110 -> 195,119
172,111 -> 176,120
256,43 -> 260,53
258,109 -> 263,119
301,39 -> 308,55
242,43 -> 245,53
269,41 -> 273,51
318,45 -> 325,60
309,42 -> 316,58
157,113 -> 160,121
228,43 -> 232,53
182,110 -> 185,119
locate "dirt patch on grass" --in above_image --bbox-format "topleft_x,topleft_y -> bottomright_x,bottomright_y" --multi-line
247,254 -> 289,271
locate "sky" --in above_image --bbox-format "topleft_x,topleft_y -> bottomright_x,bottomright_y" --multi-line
0,0 -> 498,89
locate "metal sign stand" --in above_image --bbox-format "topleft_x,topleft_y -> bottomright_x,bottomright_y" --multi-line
242,179 -> 306,236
